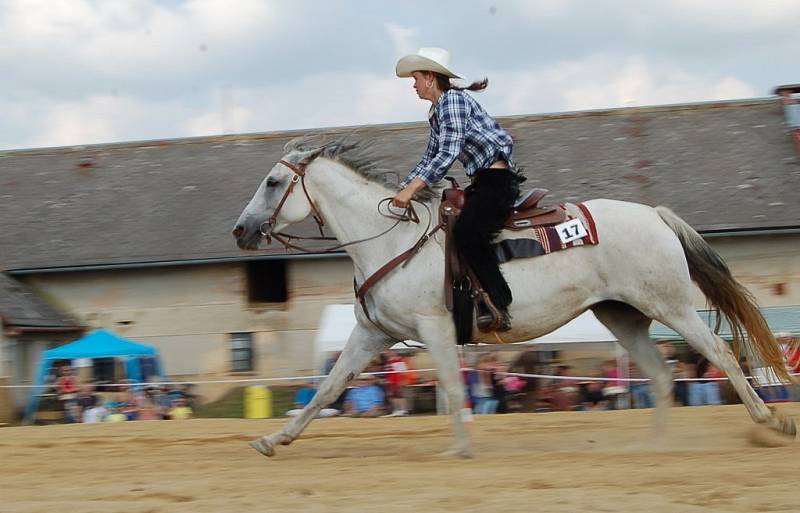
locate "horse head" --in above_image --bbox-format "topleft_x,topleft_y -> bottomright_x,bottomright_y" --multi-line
232,146 -> 328,250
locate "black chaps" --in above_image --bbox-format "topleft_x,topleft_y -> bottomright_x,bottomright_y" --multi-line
453,167 -> 522,312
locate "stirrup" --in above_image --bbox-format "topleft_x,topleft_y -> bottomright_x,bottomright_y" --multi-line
475,294 -> 511,333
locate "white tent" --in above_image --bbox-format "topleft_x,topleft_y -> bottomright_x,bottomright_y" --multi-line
314,304 -> 618,358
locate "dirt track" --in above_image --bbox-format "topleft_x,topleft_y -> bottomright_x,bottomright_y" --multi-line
2,404 -> 799,513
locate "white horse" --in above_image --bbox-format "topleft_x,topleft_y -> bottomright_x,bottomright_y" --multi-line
233,139 -> 795,458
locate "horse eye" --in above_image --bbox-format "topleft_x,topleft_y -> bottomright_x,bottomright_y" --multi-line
266,178 -> 279,188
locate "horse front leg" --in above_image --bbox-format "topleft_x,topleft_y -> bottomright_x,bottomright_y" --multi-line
249,323 -> 393,457
417,315 -> 473,458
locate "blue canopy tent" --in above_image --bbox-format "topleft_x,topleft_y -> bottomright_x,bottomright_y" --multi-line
24,330 -> 165,423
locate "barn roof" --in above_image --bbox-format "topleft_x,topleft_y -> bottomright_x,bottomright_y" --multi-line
1,97 -> 798,272
0,274 -> 82,331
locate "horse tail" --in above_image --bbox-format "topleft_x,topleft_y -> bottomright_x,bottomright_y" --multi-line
655,206 -> 793,384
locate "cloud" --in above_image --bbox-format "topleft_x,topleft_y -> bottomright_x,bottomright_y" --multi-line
0,0 -> 796,150
484,54 -> 757,117
385,23 -> 418,58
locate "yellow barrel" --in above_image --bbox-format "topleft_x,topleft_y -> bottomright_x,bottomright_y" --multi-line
244,385 -> 272,419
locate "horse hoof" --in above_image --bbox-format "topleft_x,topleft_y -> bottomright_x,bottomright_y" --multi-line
439,447 -> 473,459
249,437 -> 275,457
766,408 -> 797,438
748,424 -> 795,448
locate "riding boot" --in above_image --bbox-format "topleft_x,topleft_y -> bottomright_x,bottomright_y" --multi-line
454,168 -> 521,331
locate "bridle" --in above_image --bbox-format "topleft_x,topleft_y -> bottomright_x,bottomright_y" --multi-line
259,159 -> 329,250
260,159 -> 429,253
258,158 -> 442,328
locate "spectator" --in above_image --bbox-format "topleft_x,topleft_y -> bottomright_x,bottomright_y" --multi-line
104,403 -> 128,422
169,398 -> 193,420
115,384 -> 139,421
601,360 -> 628,410
779,333 -> 800,401
629,362 -> 654,409
55,365 -> 79,422
472,354 -> 498,414
75,383 -> 98,422
489,359 -> 509,414
657,341 -> 688,406
581,381 -> 609,411
383,351 -> 415,417
286,381 -> 339,418
551,365 -> 580,412
82,395 -> 109,423
460,356 -> 479,411
148,385 -> 172,419
344,374 -> 385,417
502,371 -> 526,412
136,393 -> 161,420
687,349 -> 724,406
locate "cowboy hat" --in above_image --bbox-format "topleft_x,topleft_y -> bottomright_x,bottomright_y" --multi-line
395,47 -> 461,79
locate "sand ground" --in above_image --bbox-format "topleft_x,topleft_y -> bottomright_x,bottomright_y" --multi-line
1,404 -> 799,513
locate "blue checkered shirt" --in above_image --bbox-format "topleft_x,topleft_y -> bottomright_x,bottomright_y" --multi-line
401,89 -> 514,187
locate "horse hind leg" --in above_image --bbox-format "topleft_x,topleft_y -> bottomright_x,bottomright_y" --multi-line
663,307 -> 796,439
591,301 -> 673,439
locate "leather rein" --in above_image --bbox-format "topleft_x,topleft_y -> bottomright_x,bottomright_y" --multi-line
261,159 -> 442,325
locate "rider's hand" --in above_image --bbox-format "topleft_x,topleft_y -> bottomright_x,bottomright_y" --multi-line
392,179 -> 427,208
392,187 -> 415,209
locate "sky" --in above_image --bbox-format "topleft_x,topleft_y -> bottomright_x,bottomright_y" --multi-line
1,0 -> 799,150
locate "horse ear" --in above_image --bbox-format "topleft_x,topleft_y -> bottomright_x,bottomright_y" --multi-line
293,147 -> 326,165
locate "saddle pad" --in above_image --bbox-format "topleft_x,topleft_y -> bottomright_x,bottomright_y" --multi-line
494,202 -> 598,264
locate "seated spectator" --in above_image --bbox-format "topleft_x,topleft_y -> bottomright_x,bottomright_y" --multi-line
581,381 -> 609,411
135,393 -> 161,421
75,384 -> 98,421
82,395 -> 109,423
169,398 -> 193,420
148,385 -> 173,419
551,365 -> 580,412
286,381 -> 339,418
502,372 -> 526,412
104,403 -> 128,422
115,384 -> 139,421
344,374 -> 385,417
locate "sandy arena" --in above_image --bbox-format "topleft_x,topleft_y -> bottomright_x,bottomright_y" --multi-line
2,404 -> 799,513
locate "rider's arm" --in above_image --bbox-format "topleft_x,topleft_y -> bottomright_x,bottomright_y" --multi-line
400,91 -> 469,188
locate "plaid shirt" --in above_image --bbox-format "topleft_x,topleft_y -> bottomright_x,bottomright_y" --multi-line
401,89 -> 514,187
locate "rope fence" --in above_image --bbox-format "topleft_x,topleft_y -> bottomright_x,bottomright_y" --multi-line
2,368 -> 798,389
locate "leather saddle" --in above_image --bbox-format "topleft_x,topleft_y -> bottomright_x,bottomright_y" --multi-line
442,187 -> 566,232
505,188 -> 567,229
440,186 -> 565,342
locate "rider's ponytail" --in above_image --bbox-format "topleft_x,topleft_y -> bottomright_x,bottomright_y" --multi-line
434,73 -> 488,93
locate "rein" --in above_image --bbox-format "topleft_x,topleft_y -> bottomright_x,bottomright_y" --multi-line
261,159 -> 425,253
261,159 -> 442,328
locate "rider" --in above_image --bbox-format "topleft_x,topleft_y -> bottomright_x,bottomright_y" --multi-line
391,47 -> 522,331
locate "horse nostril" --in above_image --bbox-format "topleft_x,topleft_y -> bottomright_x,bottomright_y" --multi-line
232,226 -> 244,238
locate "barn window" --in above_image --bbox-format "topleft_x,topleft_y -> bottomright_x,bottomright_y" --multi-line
246,260 -> 288,303
231,332 -> 255,372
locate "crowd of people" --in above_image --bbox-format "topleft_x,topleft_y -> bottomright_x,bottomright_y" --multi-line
49,333 -> 799,423
287,350 -> 419,418
52,365 -> 195,423
297,333 -> 799,417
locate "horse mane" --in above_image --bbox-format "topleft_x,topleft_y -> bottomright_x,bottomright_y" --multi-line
284,134 -> 441,201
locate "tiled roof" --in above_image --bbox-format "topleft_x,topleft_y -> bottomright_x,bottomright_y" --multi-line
1,97 -> 798,271
0,274 -> 82,330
